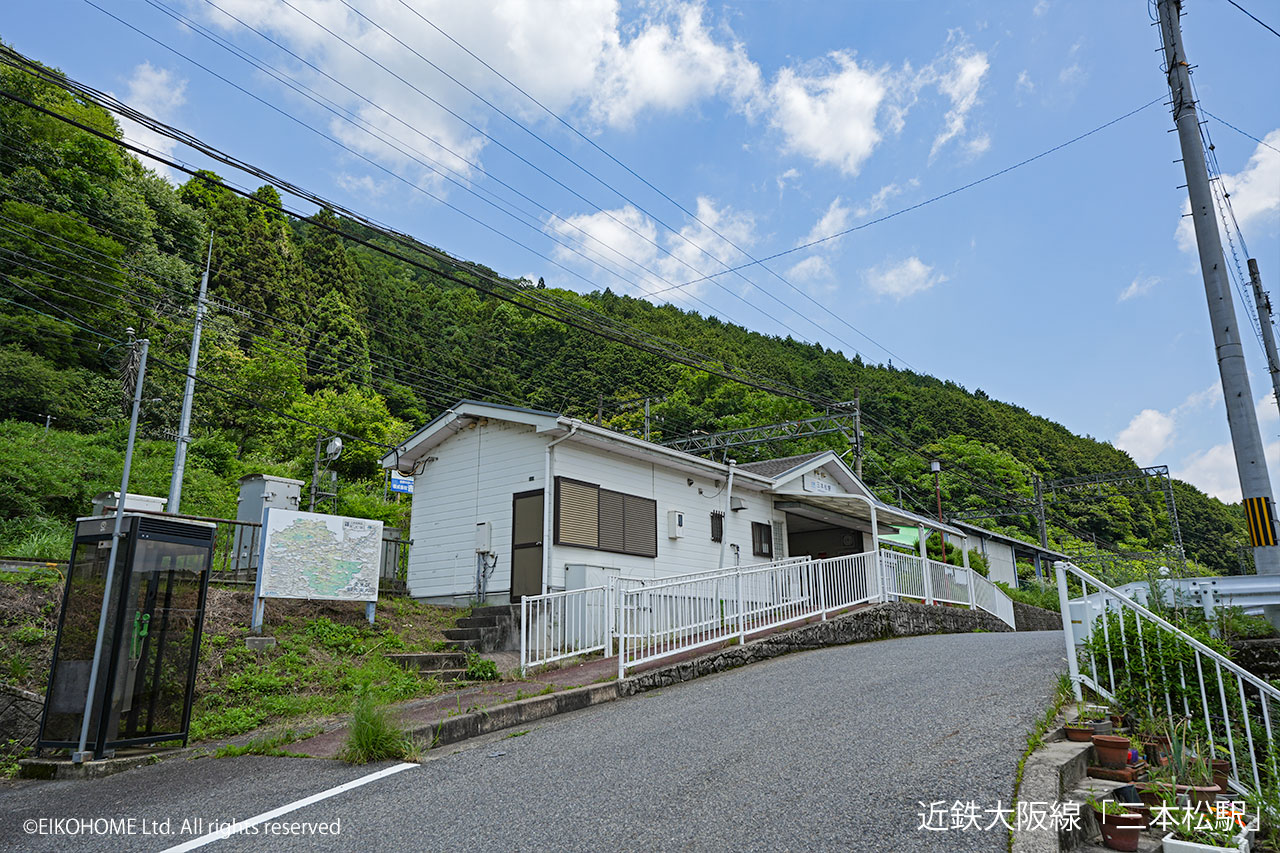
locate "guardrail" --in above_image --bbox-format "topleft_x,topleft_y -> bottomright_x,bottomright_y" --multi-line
519,585 -> 610,673
1056,560 -> 1279,798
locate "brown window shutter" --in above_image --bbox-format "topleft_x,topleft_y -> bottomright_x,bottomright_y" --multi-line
557,479 -> 599,548
623,495 -> 658,557
598,489 -> 626,552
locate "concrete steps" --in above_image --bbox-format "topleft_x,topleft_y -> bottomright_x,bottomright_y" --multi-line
389,605 -> 520,682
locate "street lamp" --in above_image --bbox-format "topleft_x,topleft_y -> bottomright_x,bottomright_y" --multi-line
930,459 -> 943,523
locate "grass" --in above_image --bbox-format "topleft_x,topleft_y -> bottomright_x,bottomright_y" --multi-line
338,690 -> 419,764
1007,672 -> 1074,853
995,580 -> 1060,613
213,727 -> 318,758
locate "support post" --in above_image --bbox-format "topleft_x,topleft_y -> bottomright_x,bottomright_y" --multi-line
1249,258 -> 1280,426
853,390 -> 863,480
167,236 -> 212,515
1055,561 -> 1084,703
1157,0 -> 1280,626
962,538 -> 975,609
74,335 -> 148,763
1034,475 -> 1048,550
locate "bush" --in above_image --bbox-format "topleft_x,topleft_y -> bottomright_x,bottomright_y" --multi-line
339,690 -> 413,764
465,652 -> 498,681
995,580 -> 1060,612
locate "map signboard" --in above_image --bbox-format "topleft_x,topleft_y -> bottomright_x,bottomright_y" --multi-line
252,509 -> 383,630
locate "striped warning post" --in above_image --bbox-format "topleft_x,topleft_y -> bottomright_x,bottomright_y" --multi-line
1243,495 -> 1277,548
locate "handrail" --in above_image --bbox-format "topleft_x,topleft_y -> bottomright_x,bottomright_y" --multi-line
1058,561 -> 1280,701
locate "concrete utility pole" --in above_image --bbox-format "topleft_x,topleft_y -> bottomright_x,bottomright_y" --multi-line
1157,0 -> 1280,617
167,236 -> 213,515
75,332 -> 148,763
853,390 -> 863,480
1034,475 -> 1048,550
1248,259 -> 1280,424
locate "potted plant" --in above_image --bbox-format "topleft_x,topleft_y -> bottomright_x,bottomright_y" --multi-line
1161,807 -> 1251,852
1137,715 -> 1172,766
1208,744 -> 1232,792
1094,733 -> 1136,769
1137,764 -> 1179,809
1089,797 -> 1146,852
1067,699 -> 1114,741
1168,725 -> 1220,808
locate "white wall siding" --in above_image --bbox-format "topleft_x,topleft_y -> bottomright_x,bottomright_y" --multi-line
407,419 -> 546,601
984,540 -> 1018,587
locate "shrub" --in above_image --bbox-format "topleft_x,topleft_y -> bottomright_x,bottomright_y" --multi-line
339,690 -> 413,764
464,653 -> 498,682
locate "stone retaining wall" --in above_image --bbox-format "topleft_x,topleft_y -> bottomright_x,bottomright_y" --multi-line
1229,638 -> 1280,679
0,683 -> 42,750
622,601 -> 1009,694
1013,601 -> 1062,632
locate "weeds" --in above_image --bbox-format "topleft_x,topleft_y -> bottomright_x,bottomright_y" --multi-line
464,653 -> 499,682
338,689 -> 417,765
214,728 -> 316,759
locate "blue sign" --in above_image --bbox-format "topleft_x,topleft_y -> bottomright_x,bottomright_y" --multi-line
389,473 -> 414,495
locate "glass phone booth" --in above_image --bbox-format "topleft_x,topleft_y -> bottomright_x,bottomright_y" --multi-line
37,513 -> 215,759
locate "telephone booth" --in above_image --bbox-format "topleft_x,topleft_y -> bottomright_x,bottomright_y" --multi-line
38,514 -> 215,759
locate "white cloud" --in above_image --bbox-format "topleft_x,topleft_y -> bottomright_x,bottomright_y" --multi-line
1115,409 -> 1177,465
854,180 -> 917,218
196,0 -> 765,191
776,167 -> 801,195
1175,440 -> 1280,503
115,63 -> 187,179
336,172 -> 388,199
591,2 -> 764,128
864,256 -> 946,300
1033,0 -> 1050,16
965,133 -> 991,157
768,51 -> 889,176
1118,274 -> 1160,302
1177,129 -> 1280,253
930,47 -> 990,159
786,255 -> 833,282
1015,70 -> 1035,94
801,197 -> 853,246
546,195 -> 754,302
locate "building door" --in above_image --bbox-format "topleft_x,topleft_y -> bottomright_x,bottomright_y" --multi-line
510,490 -> 544,601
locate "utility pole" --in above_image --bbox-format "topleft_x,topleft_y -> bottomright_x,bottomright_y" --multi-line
1248,258 -> 1280,424
167,236 -> 213,515
75,331 -> 148,763
41,413 -> 55,439
853,390 -> 863,480
1033,475 -> 1048,549
644,397 -> 650,442
1157,0 -> 1280,619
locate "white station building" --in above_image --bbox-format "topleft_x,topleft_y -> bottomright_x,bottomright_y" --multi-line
382,401 -> 970,606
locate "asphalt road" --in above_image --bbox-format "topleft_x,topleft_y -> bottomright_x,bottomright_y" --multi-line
0,630 -> 1067,852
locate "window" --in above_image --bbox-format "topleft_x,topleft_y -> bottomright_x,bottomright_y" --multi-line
554,478 -> 657,558
751,521 -> 773,558
710,511 -> 724,543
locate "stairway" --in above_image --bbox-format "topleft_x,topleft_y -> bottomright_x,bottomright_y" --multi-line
389,605 -> 519,682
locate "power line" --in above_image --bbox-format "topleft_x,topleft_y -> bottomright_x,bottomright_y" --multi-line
1224,0 -> 1280,39
1201,109 -> 1280,156
651,96 -> 1167,294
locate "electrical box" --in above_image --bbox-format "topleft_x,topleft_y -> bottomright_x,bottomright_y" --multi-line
233,475 -> 305,571
730,497 -> 747,512
475,522 -> 492,554
667,510 -> 685,539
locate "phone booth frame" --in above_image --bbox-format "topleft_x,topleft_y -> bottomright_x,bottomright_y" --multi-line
37,513 -> 215,759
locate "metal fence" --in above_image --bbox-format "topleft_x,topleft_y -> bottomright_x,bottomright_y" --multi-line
519,550 -> 1017,675
1056,560 -> 1279,798
519,585 -> 610,673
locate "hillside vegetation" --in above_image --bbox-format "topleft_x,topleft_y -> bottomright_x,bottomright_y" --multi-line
0,46 -> 1249,576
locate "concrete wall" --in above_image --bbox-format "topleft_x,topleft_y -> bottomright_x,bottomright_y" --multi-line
0,684 -> 42,752
1012,602 -> 1063,632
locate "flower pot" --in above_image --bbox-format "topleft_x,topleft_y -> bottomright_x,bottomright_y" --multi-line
1160,830 -> 1250,852
1211,759 -> 1232,791
1093,734 -> 1133,769
1135,782 -> 1177,809
1094,808 -> 1145,852
1066,724 -> 1095,742
1181,784 -> 1222,808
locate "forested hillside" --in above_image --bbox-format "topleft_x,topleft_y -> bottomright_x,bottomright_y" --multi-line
0,48 -> 1250,576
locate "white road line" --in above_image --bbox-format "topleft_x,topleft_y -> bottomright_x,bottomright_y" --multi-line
160,761 -> 418,852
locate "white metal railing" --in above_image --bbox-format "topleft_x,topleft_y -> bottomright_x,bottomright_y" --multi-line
520,551 -> 1017,675
1056,560 -> 1280,798
519,585 -> 609,673
971,570 -> 1015,627
615,551 -> 887,676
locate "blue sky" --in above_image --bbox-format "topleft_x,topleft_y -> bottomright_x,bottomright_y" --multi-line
4,1 -> 1279,502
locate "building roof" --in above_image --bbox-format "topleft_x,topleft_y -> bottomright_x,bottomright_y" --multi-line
951,520 -> 1072,561
737,451 -> 829,478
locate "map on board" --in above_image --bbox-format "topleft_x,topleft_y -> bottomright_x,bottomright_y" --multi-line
257,509 -> 383,602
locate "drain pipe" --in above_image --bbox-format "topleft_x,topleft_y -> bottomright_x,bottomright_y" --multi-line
543,422 -> 579,594
718,459 -> 736,569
